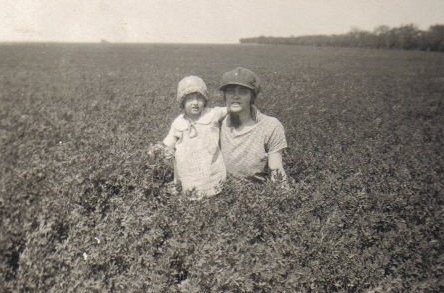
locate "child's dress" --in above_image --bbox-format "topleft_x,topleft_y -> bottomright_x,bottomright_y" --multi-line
163,107 -> 227,198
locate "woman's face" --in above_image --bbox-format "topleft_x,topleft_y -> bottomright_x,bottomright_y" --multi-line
224,85 -> 253,114
183,93 -> 206,118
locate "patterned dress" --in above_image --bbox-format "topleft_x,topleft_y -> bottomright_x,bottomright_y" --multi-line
163,107 -> 227,198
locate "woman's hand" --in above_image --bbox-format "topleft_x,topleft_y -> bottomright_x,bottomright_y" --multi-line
268,150 -> 289,189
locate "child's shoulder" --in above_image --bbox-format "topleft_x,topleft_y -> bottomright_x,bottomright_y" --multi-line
171,114 -> 189,131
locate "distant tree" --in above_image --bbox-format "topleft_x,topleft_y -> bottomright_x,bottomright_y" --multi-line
390,24 -> 422,49
424,25 -> 444,51
373,25 -> 392,48
373,25 -> 391,35
240,23 -> 444,52
347,28 -> 377,47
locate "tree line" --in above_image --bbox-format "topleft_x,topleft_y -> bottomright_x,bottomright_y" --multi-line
240,24 -> 444,52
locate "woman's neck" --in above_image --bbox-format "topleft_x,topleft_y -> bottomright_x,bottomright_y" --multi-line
229,107 -> 255,128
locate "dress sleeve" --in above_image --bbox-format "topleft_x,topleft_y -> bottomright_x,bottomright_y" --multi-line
266,119 -> 288,154
163,115 -> 188,148
162,124 -> 178,148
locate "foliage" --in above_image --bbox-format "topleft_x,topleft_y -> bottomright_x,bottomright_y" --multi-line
1,44 -> 443,292
240,24 -> 444,52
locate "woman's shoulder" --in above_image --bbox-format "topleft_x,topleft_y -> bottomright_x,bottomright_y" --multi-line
256,110 -> 284,129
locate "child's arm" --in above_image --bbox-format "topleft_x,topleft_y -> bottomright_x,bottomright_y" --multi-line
162,127 -> 177,150
148,124 -> 178,161
162,142 -> 176,160
161,126 -> 178,161
214,106 -> 228,122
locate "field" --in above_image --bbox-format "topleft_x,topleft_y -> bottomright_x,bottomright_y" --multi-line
1,43 -> 443,292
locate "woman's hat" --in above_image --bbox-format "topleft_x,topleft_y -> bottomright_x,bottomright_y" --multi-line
219,67 -> 261,95
177,76 -> 209,104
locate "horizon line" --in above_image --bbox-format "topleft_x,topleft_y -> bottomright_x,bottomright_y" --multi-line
0,40 -> 243,45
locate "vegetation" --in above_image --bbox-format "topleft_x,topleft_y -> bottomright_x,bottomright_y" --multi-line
240,24 -> 444,52
1,44 -> 443,292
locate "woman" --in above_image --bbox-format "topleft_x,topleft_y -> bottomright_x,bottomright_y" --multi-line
218,67 -> 288,184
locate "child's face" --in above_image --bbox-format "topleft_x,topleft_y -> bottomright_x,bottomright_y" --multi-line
183,93 -> 206,118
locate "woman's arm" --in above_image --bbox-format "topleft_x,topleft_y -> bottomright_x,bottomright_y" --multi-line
268,150 -> 288,185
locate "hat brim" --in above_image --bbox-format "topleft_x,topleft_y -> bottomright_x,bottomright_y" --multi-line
177,88 -> 208,102
219,82 -> 256,92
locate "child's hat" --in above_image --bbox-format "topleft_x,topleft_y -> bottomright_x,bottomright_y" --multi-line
177,76 -> 208,104
219,67 -> 261,95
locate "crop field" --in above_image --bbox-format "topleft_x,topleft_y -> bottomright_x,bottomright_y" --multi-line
1,43 -> 443,292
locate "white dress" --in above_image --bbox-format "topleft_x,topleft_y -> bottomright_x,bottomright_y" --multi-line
163,107 -> 227,198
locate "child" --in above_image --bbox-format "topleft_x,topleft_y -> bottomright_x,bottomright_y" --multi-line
155,76 -> 227,199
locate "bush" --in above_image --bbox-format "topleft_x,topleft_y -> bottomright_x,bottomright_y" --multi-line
1,44 -> 443,292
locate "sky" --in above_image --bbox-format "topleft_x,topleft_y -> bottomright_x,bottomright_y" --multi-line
1,0 -> 443,43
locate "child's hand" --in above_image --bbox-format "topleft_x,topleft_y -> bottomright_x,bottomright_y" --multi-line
148,142 -> 166,160
148,143 -> 175,164
163,147 -> 174,161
